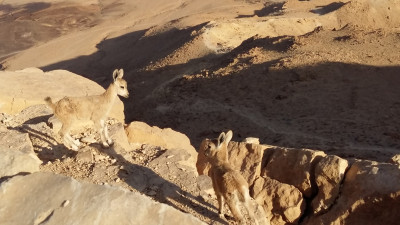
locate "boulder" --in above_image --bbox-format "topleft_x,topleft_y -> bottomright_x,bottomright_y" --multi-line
0,68 -> 125,122
252,176 -> 305,225
311,155 -> 349,214
262,148 -> 326,198
305,160 -> 400,225
196,138 -> 210,176
0,172 -> 206,225
389,154 -> 400,167
108,122 -> 131,151
0,127 -> 42,177
125,121 -> 197,167
196,140 -> 268,185
227,141 -> 269,185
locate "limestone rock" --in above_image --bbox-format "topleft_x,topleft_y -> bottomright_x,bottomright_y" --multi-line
0,68 -> 125,122
108,122 -> 131,151
196,140 -> 268,185
149,148 -> 199,198
311,155 -> 349,214
243,137 -> 260,144
75,147 -> 94,163
262,148 -> 326,198
0,172 -> 206,225
305,160 -> 400,225
0,127 -> 42,177
227,141 -> 268,185
125,121 -> 197,165
389,154 -> 400,167
252,176 -> 305,225
196,138 -> 213,176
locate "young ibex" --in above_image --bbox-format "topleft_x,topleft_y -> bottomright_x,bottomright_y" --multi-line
44,69 -> 129,150
202,130 -> 267,225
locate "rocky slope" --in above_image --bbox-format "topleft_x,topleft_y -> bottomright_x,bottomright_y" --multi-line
1,94 -> 399,224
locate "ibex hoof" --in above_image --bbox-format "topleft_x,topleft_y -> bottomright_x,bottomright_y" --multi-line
74,140 -> 81,147
102,142 -> 110,148
107,139 -> 114,146
71,145 -> 79,151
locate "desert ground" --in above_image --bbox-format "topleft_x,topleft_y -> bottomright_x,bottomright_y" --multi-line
1,0 -> 400,224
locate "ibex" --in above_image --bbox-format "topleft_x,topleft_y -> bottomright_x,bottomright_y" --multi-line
201,130 -> 268,225
44,69 -> 129,150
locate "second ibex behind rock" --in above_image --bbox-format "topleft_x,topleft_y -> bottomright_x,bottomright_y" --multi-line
202,130 -> 269,225
44,69 -> 129,150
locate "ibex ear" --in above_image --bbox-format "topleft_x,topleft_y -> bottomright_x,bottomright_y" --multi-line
113,68 -> 124,81
218,130 -> 233,148
217,132 -> 225,148
225,130 -> 233,143
118,69 -> 124,78
112,69 -> 119,81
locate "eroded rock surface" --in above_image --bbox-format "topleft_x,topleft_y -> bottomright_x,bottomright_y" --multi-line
125,121 -> 198,167
305,160 -> 400,225
311,155 -> 349,214
0,127 -> 42,177
0,172 -> 206,225
262,148 -> 326,198
252,176 -> 305,225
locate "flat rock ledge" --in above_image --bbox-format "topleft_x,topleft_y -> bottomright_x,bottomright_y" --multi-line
0,172 -> 206,225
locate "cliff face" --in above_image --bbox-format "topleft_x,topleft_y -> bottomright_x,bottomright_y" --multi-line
197,140 -> 400,225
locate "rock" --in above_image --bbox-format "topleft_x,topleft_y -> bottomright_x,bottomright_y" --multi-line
0,68 -> 125,122
196,140 -> 268,186
389,154 -> 400,167
5,104 -> 53,127
311,155 -> 349,214
262,147 -> 326,198
252,176 -> 305,225
243,137 -> 260,144
149,148 -> 199,196
125,121 -> 197,166
196,138 -> 213,176
94,154 -> 106,161
227,141 -> 268,185
0,127 -> 42,177
108,122 -> 131,151
305,160 -> 400,225
196,175 -> 215,200
80,135 -> 97,144
75,147 -> 93,163
0,172 -> 206,225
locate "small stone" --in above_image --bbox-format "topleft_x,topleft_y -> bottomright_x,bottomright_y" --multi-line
76,150 -> 93,163
148,190 -> 157,196
150,185 -> 159,191
115,178 -> 120,183
81,135 -> 97,144
243,137 -> 260,144
110,159 -> 117,164
166,155 -> 174,159
95,155 -> 106,161
61,200 -> 70,207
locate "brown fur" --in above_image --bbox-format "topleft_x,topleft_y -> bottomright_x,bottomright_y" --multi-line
202,130 -> 265,224
45,69 -> 129,150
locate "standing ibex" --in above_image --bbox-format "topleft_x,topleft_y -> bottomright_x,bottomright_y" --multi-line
201,130 -> 268,225
45,69 -> 129,150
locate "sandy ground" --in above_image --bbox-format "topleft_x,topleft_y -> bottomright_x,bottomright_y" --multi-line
1,0 -> 400,223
